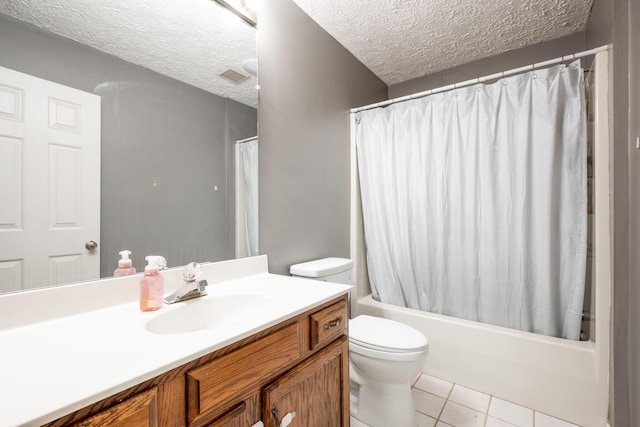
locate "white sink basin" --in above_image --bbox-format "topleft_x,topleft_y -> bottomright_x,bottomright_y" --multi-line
145,294 -> 272,335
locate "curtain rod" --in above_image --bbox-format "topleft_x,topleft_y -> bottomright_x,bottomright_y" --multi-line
351,45 -> 609,113
236,136 -> 258,144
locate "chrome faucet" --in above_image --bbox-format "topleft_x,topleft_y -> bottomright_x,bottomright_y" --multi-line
164,262 -> 208,304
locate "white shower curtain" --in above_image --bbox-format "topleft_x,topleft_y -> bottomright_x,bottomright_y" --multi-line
355,61 -> 587,340
239,138 -> 259,256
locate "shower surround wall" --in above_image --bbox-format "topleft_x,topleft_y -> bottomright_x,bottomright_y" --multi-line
0,14 -> 257,277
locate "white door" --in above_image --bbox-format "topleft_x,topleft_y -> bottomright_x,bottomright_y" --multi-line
0,66 -> 100,292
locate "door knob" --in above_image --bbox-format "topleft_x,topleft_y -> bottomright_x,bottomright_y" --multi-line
85,240 -> 98,250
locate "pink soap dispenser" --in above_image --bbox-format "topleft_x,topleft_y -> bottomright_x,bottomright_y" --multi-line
114,250 -> 136,277
140,256 -> 165,312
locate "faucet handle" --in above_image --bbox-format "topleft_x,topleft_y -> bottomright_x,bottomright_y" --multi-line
183,262 -> 202,282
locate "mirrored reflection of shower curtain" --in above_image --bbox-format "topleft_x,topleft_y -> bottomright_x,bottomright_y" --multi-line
355,61 -> 587,340
239,138 -> 259,256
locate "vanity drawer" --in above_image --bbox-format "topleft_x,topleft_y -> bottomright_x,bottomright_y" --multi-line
309,299 -> 348,351
72,387 -> 158,427
186,322 -> 300,425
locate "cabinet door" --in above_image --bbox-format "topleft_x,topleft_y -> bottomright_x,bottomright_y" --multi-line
263,337 -> 349,427
71,388 -> 158,427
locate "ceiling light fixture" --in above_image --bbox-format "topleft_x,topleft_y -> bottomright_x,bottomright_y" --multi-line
242,0 -> 262,12
213,0 -> 257,27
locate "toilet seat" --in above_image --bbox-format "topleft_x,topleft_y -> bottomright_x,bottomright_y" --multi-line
349,315 -> 428,360
350,340 -> 428,362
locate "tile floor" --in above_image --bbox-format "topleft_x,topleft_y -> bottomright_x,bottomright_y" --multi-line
350,373 -> 582,427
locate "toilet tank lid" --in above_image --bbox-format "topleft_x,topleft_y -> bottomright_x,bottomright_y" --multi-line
290,257 -> 353,278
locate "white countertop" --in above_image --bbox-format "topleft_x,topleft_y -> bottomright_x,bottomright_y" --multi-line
0,256 -> 351,427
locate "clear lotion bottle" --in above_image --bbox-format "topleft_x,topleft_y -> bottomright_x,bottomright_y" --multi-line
140,256 -> 164,311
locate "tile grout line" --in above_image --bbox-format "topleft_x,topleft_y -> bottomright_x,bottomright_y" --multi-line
482,395 -> 493,427
433,378 -> 455,423
437,380 -> 489,426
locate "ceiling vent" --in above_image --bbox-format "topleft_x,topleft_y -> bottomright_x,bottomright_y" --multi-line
218,68 -> 250,84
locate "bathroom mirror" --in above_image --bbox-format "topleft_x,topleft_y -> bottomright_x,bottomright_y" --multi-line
0,0 -> 258,294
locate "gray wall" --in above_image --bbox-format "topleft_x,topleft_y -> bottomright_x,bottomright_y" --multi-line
257,0 -> 387,275
0,14 -> 257,276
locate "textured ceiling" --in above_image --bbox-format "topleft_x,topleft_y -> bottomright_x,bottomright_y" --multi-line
0,0 -> 258,107
1,0 -> 593,102
292,0 -> 593,86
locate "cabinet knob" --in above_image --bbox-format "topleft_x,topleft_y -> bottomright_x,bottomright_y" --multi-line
272,404 -> 296,427
281,412 -> 296,427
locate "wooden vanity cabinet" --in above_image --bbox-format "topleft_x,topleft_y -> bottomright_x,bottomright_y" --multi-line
43,296 -> 349,427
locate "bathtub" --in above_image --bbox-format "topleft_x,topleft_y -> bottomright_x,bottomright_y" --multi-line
353,294 -> 608,426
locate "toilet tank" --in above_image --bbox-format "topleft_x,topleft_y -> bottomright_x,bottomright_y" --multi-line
290,257 -> 353,285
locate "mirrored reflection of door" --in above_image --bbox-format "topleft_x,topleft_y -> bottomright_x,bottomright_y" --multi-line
0,66 -> 100,292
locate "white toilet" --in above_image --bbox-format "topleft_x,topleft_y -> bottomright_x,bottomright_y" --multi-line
290,258 -> 429,427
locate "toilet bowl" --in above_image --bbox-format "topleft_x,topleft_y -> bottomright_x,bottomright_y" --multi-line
349,315 -> 428,427
290,258 -> 429,427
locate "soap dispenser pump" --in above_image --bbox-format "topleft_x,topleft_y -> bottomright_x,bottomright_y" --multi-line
140,256 -> 165,312
114,250 -> 136,277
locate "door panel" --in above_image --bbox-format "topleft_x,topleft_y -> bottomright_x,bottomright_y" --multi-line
0,66 -> 100,292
